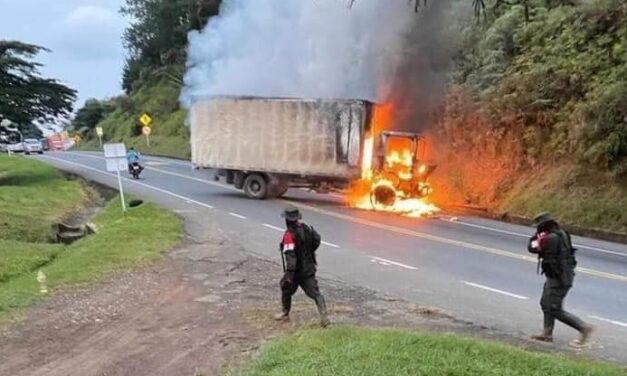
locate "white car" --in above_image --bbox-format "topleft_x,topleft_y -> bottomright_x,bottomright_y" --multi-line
23,139 -> 44,154
6,142 -> 24,153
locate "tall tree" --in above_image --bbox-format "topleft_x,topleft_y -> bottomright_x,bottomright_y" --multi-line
120,0 -> 222,93
0,41 -> 77,137
72,99 -> 114,135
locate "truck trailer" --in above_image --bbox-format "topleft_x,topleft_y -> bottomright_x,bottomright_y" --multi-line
190,97 -> 372,199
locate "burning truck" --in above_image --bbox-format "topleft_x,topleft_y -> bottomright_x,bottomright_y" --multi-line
189,96 -> 438,216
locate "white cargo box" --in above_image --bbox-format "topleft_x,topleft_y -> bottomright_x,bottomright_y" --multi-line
190,97 -> 370,178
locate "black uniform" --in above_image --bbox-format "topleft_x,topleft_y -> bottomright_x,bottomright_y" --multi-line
279,222 -> 328,322
528,227 -> 585,335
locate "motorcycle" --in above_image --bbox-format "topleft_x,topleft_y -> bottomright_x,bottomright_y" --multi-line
129,162 -> 143,179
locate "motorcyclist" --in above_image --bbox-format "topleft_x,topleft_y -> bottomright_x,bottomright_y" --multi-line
126,147 -> 142,173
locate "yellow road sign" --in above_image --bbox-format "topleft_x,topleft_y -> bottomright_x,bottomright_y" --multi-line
139,113 -> 152,127
96,127 -> 103,137
142,126 -> 152,136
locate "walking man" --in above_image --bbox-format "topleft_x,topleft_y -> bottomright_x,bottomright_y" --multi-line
275,205 -> 329,327
528,212 -> 593,346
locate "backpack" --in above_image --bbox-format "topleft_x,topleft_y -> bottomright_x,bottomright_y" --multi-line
303,224 -> 321,253
557,229 -> 578,268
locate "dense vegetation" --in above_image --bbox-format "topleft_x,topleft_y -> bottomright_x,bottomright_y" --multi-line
73,0 -> 220,157
79,0 -> 626,232
432,0 -> 626,233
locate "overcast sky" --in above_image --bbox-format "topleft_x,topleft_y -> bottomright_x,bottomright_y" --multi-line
0,0 -> 127,109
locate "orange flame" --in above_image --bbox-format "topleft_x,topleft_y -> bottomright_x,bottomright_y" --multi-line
348,103 -> 439,218
361,134 -> 374,180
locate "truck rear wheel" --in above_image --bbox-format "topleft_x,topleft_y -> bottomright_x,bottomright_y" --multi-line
243,174 -> 268,199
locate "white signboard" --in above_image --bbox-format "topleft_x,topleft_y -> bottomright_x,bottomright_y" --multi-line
104,143 -> 127,172
103,143 -> 128,214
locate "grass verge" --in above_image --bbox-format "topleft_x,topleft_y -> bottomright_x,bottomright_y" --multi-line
0,198 -> 180,321
243,327 -> 624,376
0,154 -> 85,242
0,154 -> 181,322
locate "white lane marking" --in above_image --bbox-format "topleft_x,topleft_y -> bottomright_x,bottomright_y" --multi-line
589,315 -> 627,328
445,219 -> 627,258
39,155 -> 215,210
263,224 -> 284,232
461,281 -> 528,300
148,165 -> 240,192
77,151 -> 192,168
262,224 -> 339,248
65,151 -> 239,192
229,212 -> 247,220
371,259 -> 392,266
370,256 -> 418,270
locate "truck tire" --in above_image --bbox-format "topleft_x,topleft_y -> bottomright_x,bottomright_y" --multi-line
233,172 -> 245,190
226,170 -> 235,185
243,174 -> 268,199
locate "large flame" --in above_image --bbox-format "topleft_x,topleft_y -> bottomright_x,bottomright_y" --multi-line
349,104 -> 439,218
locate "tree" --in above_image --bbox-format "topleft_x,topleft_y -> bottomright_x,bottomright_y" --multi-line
72,99 -> 114,135
120,0 -> 222,93
0,41 -> 77,137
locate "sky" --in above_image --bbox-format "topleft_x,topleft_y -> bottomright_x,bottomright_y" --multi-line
0,0 -> 128,109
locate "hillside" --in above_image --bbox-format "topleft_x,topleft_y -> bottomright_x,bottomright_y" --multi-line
79,76 -> 190,159
430,0 -> 627,234
80,0 -> 626,233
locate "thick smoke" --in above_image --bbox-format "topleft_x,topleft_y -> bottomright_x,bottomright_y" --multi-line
387,1 -> 454,131
181,0 -> 452,132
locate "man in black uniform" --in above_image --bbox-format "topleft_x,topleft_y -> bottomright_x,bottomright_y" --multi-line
528,212 -> 593,346
275,206 -> 329,327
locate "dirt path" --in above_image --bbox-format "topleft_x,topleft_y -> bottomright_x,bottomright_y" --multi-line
0,219 -> 563,376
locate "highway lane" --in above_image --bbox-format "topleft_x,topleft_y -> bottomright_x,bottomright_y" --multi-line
37,151 -> 627,362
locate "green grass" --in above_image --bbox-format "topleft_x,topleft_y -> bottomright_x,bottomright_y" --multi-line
0,240 -> 62,283
0,155 -> 85,242
0,198 -> 181,320
244,327 -> 625,376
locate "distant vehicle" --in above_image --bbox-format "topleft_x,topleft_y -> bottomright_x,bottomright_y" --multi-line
40,138 -> 49,151
23,138 -> 44,155
6,143 -> 24,153
0,143 -> 7,152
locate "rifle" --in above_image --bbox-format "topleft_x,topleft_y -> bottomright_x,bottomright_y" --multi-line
279,244 -> 286,272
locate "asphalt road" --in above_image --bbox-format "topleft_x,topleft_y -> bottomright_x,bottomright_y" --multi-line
36,151 -> 627,363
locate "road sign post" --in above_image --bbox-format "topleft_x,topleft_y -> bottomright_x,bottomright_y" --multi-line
139,113 -> 153,148
142,126 -> 151,147
96,127 -> 104,148
103,143 -> 128,215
